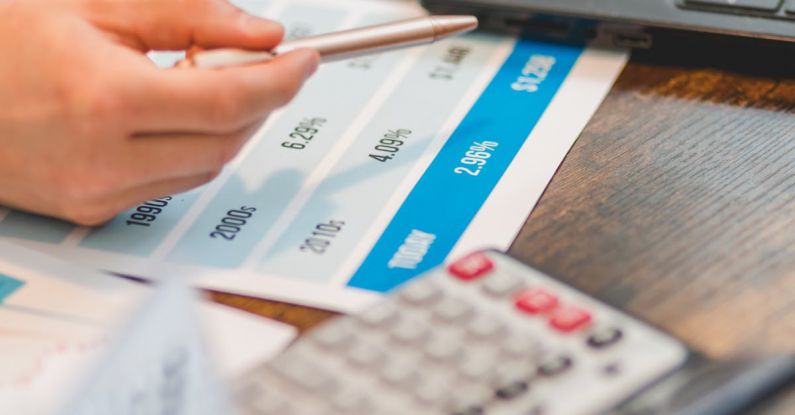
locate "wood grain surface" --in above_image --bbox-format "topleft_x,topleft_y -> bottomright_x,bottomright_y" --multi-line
514,39 -> 795,360
213,36 -> 795,413
511,37 -> 795,414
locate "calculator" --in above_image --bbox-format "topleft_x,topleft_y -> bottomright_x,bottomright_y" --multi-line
234,250 -> 688,415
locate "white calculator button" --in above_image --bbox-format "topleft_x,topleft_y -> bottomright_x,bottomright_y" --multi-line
433,297 -> 474,322
459,352 -> 498,379
310,322 -> 354,350
413,377 -> 451,406
424,335 -> 463,362
444,385 -> 492,415
380,359 -> 420,387
358,301 -> 400,328
501,335 -> 544,359
236,380 -> 292,415
295,372 -> 339,395
390,318 -> 430,345
481,271 -> 524,297
270,358 -> 338,393
329,389 -> 373,414
399,279 -> 442,305
467,314 -> 506,339
347,342 -> 387,369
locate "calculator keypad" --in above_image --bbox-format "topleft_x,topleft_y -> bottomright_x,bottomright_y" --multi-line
235,251 -> 687,415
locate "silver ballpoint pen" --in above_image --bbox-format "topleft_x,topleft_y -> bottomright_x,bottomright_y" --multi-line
180,15 -> 478,69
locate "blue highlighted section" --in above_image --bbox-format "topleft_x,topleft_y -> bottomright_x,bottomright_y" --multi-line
0,274 -> 24,303
347,39 -> 583,292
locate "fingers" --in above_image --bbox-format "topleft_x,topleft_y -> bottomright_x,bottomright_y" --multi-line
129,49 -> 319,133
67,172 -> 222,226
49,120 -> 262,226
120,122 -> 261,186
83,0 -> 284,51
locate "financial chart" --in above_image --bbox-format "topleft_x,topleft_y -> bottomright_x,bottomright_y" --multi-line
0,0 -> 627,310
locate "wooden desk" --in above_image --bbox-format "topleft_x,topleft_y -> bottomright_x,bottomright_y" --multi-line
212,38 -> 795,413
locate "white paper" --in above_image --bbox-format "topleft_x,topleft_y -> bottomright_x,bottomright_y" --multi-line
0,242 -> 296,415
59,280 -> 234,415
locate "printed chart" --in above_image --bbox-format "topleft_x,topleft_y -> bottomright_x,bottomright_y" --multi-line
0,0 -> 627,311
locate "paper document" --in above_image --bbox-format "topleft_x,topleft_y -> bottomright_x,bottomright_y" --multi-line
0,242 -> 296,415
0,0 -> 628,312
60,280 -> 235,415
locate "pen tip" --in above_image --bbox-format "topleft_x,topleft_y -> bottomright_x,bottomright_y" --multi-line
431,15 -> 479,39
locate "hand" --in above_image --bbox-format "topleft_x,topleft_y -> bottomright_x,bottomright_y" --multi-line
0,0 -> 319,225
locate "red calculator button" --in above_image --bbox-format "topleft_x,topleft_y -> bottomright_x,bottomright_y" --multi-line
549,306 -> 592,333
515,289 -> 559,314
448,252 -> 494,281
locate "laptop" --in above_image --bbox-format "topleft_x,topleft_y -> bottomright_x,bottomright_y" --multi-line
420,0 -> 795,47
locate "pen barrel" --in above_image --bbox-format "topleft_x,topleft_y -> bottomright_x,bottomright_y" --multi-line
181,16 -> 477,69
273,18 -> 437,62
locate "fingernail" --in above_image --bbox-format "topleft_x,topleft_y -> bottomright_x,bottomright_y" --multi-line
239,13 -> 277,34
302,49 -> 321,78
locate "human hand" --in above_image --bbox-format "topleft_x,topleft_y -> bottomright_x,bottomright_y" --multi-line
0,0 -> 319,225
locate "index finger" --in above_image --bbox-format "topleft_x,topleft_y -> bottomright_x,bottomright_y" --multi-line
128,49 -> 320,134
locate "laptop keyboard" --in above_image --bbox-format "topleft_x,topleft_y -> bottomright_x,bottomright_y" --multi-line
679,0 -> 795,19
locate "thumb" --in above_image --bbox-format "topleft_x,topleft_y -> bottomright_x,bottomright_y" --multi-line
87,0 -> 284,51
